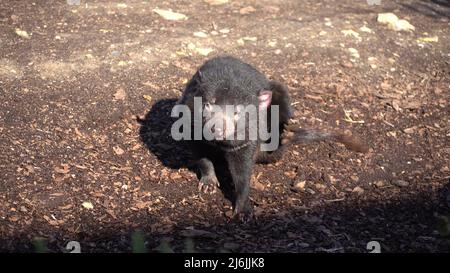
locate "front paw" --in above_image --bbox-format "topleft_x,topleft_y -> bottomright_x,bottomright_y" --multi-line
232,203 -> 254,223
198,175 -> 219,194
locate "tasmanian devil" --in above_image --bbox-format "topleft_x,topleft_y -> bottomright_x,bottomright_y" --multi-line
175,56 -> 368,219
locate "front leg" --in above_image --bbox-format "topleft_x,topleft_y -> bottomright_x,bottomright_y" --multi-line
225,144 -> 256,218
196,157 -> 219,194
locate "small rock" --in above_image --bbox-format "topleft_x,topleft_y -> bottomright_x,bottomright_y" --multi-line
284,170 -> 297,179
350,175 -> 359,182
352,186 -> 365,195
82,201 -> 94,210
374,181 -> 385,188
293,181 -> 306,190
392,180 -> 409,187
348,48 -> 360,59
195,47 -> 214,56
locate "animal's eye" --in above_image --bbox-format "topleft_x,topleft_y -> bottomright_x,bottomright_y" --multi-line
203,102 -> 212,112
234,108 -> 243,121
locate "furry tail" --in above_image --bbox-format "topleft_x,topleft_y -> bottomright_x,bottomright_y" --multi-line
284,125 -> 369,153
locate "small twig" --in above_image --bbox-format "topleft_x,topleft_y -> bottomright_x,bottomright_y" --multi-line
382,119 -> 395,128
324,198 -> 345,202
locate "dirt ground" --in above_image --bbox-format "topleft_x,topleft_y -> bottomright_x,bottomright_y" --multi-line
0,0 -> 449,253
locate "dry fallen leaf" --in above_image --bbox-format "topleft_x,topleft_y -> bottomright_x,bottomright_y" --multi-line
359,25 -> 372,33
170,172 -> 182,180
59,204 -> 73,210
204,0 -> 228,5
391,100 -> 401,111
403,100 -> 421,110
113,146 -> 125,155
417,36 -> 438,43
44,215 -> 59,226
15,28 -> 30,39
377,13 -> 415,32
114,88 -> 126,100
343,110 -> 365,124
196,47 -> 214,56
341,29 -> 360,39
240,6 -> 256,15
54,164 -> 70,174
251,180 -> 265,191
8,216 -> 19,222
193,31 -> 208,38
143,95 -> 152,102
403,127 -> 416,134
135,201 -> 152,210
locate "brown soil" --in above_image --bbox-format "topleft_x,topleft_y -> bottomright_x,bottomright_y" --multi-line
0,0 -> 449,252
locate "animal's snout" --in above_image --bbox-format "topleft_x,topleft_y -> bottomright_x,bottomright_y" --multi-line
211,124 -> 223,138
203,109 -> 236,140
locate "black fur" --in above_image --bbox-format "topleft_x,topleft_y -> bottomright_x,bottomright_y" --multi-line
179,56 -> 286,217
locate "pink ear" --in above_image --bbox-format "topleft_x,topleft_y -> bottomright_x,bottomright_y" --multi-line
259,90 -> 272,110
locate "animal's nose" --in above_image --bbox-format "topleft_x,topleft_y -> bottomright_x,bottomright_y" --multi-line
211,124 -> 223,137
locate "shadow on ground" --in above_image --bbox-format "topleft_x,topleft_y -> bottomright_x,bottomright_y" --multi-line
1,181 -> 448,253
398,0 -> 450,18
138,99 -> 238,205
138,98 -> 193,169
